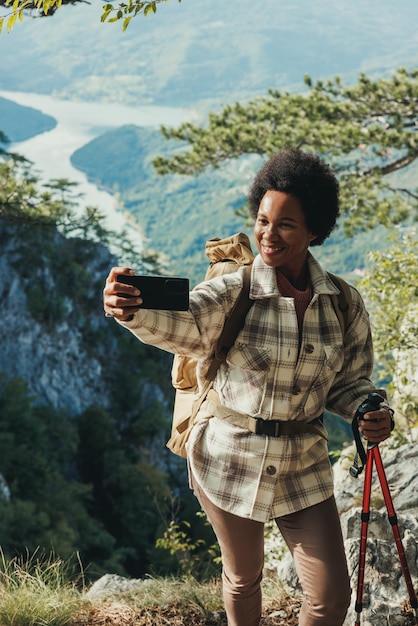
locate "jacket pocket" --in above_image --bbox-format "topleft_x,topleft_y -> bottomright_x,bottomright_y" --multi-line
226,344 -> 271,372
218,344 -> 271,415
304,345 -> 344,417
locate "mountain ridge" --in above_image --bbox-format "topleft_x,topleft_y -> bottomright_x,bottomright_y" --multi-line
1,0 -> 418,108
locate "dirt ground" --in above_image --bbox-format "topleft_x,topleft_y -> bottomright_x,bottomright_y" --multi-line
70,596 -> 417,626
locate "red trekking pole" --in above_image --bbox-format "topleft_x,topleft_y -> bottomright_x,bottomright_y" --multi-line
350,393 -> 418,626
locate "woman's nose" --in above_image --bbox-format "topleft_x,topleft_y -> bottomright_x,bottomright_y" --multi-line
264,224 -> 280,238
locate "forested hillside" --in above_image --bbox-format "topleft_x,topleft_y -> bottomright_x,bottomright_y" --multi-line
0,96 -> 56,142
70,125 -> 249,283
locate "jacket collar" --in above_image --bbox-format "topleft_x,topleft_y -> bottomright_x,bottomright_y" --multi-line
249,252 -> 340,300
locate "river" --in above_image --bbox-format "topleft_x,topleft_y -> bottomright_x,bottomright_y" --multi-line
0,90 -> 195,251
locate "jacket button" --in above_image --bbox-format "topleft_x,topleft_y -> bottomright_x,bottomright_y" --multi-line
266,465 -> 276,475
292,384 -> 301,395
305,344 -> 314,353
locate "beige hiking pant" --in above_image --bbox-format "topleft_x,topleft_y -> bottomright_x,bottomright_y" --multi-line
193,481 -> 351,626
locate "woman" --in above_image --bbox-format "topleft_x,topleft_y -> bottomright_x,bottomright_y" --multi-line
103,148 -> 394,626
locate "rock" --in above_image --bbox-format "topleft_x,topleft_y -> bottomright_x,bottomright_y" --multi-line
86,573 -> 147,598
268,609 -> 290,619
273,431 -> 418,626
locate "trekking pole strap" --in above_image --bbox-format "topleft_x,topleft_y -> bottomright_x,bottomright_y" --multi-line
350,416 -> 368,477
349,392 -> 385,478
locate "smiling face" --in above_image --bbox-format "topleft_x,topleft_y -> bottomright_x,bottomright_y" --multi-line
254,190 -> 317,283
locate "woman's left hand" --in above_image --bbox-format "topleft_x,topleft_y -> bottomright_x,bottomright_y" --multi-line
358,408 -> 393,443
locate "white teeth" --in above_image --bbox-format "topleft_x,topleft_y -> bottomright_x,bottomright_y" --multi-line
263,245 -> 284,252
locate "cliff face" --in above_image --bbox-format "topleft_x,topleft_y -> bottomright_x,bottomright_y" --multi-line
0,221 -> 172,416
0,223 -> 114,413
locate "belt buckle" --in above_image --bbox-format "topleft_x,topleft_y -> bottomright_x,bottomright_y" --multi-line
273,421 -> 281,437
255,418 -> 282,437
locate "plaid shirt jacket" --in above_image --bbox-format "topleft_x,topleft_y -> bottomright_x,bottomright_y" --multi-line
120,252 -> 377,521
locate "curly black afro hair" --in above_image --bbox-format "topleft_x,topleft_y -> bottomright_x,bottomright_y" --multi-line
248,147 -> 340,246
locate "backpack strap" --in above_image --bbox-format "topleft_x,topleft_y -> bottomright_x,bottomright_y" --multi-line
327,272 -> 353,337
205,264 -> 253,381
176,264 -> 253,435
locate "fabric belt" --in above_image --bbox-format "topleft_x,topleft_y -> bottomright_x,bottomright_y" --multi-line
203,391 -> 326,439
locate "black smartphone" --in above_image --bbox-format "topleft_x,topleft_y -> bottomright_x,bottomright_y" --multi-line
117,274 -> 189,311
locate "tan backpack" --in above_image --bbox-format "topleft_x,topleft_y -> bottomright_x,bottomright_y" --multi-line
166,233 -> 353,459
167,233 -> 254,458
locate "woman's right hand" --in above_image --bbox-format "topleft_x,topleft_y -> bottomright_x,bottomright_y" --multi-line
103,266 -> 143,322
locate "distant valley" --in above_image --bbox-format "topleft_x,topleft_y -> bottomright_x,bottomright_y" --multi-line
1,0 -> 417,283
1,0 -> 418,108
1,89 -> 414,287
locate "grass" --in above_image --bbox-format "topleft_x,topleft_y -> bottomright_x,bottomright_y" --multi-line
0,552 -> 416,626
78,577 -> 228,626
0,550 -> 86,626
0,551 -> 302,626
115,576 -> 224,614
74,574 -> 302,626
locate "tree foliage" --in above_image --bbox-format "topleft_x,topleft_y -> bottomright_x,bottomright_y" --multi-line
0,373 -> 178,577
0,0 -> 180,33
153,68 -> 418,237
358,230 -> 418,381
100,0 -> 177,32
